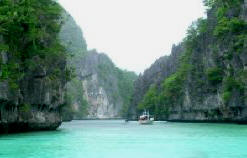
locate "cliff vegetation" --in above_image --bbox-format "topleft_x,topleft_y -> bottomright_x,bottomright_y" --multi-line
131,0 -> 247,123
0,0 -> 72,133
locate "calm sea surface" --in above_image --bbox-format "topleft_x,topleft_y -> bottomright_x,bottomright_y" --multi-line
0,120 -> 247,158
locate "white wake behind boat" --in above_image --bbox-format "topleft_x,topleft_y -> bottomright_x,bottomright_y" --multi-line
139,110 -> 154,125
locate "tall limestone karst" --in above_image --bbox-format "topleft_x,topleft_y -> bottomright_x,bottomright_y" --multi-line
0,0 -> 71,133
77,49 -> 137,119
59,12 -> 137,120
131,0 -> 247,123
59,13 -> 89,121
129,44 -> 183,119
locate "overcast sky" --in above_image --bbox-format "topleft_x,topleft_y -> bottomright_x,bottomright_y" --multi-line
59,0 -> 206,74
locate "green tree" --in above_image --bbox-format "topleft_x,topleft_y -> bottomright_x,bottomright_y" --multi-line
0,0 -> 71,88
138,85 -> 158,114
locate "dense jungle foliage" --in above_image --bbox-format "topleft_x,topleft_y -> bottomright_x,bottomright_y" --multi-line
0,0 -> 72,89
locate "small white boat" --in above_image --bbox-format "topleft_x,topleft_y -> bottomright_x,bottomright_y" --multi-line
139,110 -> 154,125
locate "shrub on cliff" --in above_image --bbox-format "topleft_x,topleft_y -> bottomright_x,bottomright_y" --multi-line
206,67 -> 224,85
0,0 -> 73,88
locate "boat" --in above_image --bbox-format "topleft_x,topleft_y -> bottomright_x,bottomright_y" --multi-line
139,110 -> 154,125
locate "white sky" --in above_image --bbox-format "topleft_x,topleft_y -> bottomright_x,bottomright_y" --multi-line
59,0 -> 206,74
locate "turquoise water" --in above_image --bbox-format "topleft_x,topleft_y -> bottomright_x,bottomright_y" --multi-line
1,120 -> 247,158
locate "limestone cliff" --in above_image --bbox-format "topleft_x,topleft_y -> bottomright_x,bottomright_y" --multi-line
0,42 -> 65,133
76,50 -> 137,119
131,0 -> 247,123
59,13 -> 89,121
129,44 -> 183,119
59,14 -> 137,120
0,1 -> 68,133
57,0 -> 128,121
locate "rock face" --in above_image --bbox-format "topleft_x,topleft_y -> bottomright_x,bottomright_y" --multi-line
0,56 -> 66,133
58,13 -> 137,119
129,44 -> 183,119
79,51 -> 118,118
0,4 -> 69,133
130,1 -> 247,123
168,1 -> 247,123
77,50 -> 137,119
59,13 -> 87,57
59,13 -> 89,121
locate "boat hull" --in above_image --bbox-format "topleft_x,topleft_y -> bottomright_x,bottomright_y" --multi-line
139,120 -> 153,125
